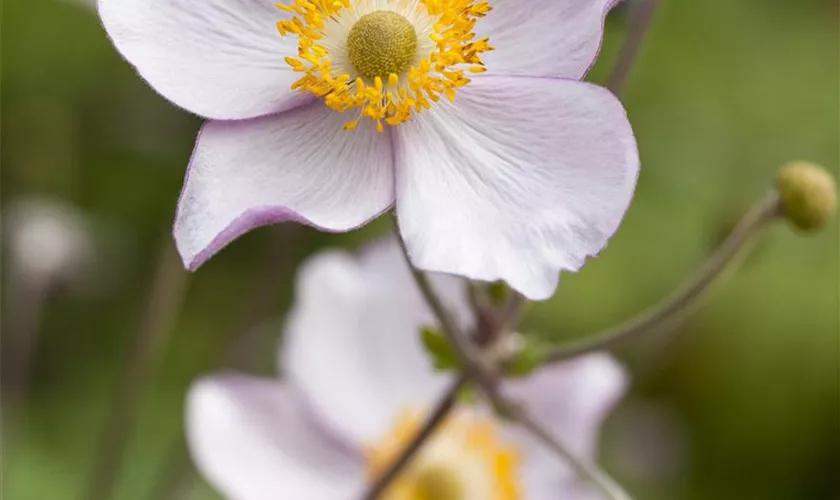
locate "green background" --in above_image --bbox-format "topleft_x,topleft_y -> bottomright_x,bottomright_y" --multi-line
1,0 -> 838,499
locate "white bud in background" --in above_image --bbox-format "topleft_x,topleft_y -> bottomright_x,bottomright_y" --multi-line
5,197 -> 94,288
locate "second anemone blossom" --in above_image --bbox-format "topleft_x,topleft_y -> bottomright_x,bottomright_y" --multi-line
99,0 -> 640,300
187,239 -> 627,499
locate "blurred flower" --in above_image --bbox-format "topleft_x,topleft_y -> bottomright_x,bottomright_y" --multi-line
98,0 -> 639,300
187,240 -> 627,499
4,197 -> 94,288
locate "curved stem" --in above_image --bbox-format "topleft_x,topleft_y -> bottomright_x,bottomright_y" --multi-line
608,0 -> 660,94
362,374 -> 467,500
544,192 -> 782,365
389,214 -> 633,500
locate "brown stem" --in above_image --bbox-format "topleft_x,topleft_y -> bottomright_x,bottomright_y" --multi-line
148,226 -> 308,500
389,213 -> 632,500
362,374 -> 466,500
607,0 -> 660,95
82,240 -> 189,500
1,271 -> 52,461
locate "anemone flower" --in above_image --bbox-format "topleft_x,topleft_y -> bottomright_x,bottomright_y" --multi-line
99,0 -> 639,300
187,240 -> 627,499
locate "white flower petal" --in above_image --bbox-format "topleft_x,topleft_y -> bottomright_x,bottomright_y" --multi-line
393,76 -> 639,300
480,0 -> 621,79
98,0 -> 308,119
174,103 -> 394,270
186,373 -> 364,500
283,240 -> 473,446
503,354 -> 628,493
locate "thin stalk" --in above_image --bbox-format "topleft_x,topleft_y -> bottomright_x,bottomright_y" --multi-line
82,240 -> 190,500
607,0 -> 660,94
148,226 -> 307,500
510,408 -> 632,500
1,271 -> 52,461
544,192 -> 782,365
362,374 -> 467,500
389,213 -> 633,500
390,215 -> 491,386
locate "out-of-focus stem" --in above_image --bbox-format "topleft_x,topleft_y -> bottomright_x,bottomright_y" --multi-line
148,226 -> 307,500
362,374 -> 466,500
389,213 -> 633,500
1,270 -> 52,457
608,0 -> 660,95
82,239 -> 190,500
543,192 -> 782,365
3,271 -> 50,405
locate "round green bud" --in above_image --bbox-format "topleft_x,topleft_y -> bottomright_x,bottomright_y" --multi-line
776,161 -> 837,232
347,11 -> 417,80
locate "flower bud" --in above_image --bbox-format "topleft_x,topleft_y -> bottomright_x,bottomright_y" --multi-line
776,161 -> 837,232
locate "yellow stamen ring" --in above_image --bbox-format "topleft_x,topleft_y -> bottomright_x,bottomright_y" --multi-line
276,0 -> 494,132
366,410 -> 521,500
348,11 -> 418,80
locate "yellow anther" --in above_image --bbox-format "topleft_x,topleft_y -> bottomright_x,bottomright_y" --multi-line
276,0 -> 494,131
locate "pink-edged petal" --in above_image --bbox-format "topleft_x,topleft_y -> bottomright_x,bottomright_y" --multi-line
174,103 -> 394,270
503,354 -> 627,494
479,0 -> 621,80
283,240 -> 473,446
393,76 -> 639,300
187,373 -> 364,500
98,0 -> 309,120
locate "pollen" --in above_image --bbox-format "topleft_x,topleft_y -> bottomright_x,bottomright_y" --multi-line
366,410 -> 521,500
348,11 -> 418,80
276,0 -> 493,131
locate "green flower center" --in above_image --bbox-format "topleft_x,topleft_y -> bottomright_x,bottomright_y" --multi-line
347,11 -> 418,80
409,465 -> 467,500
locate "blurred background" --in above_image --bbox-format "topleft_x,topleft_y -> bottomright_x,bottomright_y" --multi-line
1,0 -> 838,499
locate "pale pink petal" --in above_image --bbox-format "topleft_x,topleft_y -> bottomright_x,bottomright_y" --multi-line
503,354 -> 628,494
98,0 -> 309,119
531,485 -> 608,500
186,373 -> 364,500
480,0 -> 621,79
283,240 -> 473,446
393,76 -> 639,300
174,103 -> 394,270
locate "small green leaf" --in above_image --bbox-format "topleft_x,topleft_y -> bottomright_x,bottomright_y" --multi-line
420,326 -> 458,371
457,385 -> 478,405
487,282 -> 509,306
505,342 -> 546,378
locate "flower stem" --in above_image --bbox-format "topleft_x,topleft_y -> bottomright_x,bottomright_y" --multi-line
543,192 -> 782,365
82,239 -> 190,500
389,213 -> 633,500
2,270 -> 52,461
362,374 -> 467,500
608,0 -> 660,94
391,215 -> 494,385
148,226 -> 308,500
